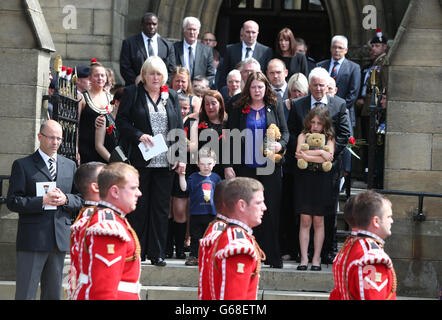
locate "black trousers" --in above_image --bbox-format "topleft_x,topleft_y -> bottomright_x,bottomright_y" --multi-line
235,164 -> 282,266
127,167 -> 174,260
189,214 -> 215,258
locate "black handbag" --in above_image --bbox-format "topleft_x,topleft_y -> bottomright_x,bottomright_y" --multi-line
109,145 -> 129,163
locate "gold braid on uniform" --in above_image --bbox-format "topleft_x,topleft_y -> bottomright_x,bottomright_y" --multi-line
124,219 -> 141,262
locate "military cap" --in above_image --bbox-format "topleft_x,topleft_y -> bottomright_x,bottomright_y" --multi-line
75,65 -> 90,78
370,29 -> 388,44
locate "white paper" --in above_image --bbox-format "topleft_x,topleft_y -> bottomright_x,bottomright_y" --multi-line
138,134 -> 168,161
36,181 -> 57,210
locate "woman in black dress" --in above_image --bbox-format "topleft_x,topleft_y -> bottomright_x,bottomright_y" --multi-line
274,28 -> 308,80
77,60 -> 113,164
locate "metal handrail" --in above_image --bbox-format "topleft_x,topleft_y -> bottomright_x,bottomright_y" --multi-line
374,189 -> 442,222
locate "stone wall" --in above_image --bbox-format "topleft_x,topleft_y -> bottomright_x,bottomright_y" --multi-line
39,0 -> 128,84
384,0 -> 442,298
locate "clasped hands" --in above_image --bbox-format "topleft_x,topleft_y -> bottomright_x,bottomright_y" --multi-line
43,188 -> 67,207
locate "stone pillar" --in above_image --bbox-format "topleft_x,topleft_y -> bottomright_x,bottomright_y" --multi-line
0,0 -> 55,280
384,0 -> 442,298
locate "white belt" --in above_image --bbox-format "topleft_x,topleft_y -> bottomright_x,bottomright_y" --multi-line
79,273 -> 140,294
117,281 -> 141,294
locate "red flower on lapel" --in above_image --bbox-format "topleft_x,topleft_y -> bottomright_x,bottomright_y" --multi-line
242,105 -> 251,114
198,122 -> 208,129
106,124 -> 115,135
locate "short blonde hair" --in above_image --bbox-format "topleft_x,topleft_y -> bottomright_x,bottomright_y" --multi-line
287,73 -> 309,95
140,56 -> 168,86
98,163 -> 139,199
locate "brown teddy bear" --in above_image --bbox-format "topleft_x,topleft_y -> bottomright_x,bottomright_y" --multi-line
263,123 -> 286,163
297,132 -> 332,172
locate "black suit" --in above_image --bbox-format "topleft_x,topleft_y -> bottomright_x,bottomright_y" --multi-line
7,151 -> 82,299
120,33 -> 176,86
173,41 -> 215,82
116,83 -> 185,261
287,94 -> 351,260
227,102 -> 288,267
220,41 -> 273,87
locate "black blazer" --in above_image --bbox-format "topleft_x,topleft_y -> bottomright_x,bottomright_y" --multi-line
7,151 -> 82,252
275,53 -> 309,79
116,83 -> 185,169
226,101 -> 289,167
286,94 -> 351,171
173,41 -> 215,82
220,41 -> 273,87
120,33 -> 176,86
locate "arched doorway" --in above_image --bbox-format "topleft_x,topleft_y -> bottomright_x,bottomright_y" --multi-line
215,0 -> 331,62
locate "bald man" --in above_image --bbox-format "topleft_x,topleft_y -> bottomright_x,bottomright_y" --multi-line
219,20 -> 273,87
7,120 -> 82,300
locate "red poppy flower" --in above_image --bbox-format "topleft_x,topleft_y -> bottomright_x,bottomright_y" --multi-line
242,105 -> 251,114
160,85 -> 169,93
198,122 -> 208,129
349,136 -> 356,145
184,126 -> 189,137
91,58 -> 97,63
106,124 -> 114,135
105,105 -> 111,113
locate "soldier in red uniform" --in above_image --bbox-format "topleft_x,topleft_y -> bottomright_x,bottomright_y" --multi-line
330,190 -> 397,300
72,162 -> 142,300
201,177 -> 267,300
68,162 -> 105,299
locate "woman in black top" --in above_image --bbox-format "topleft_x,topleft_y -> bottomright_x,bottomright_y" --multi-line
274,28 -> 308,80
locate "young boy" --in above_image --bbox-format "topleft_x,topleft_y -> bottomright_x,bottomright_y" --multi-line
179,148 -> 221,266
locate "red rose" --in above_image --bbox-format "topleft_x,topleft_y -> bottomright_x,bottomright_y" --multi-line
106,124 -> 114,135
198,122 -> 208,129
242,105 -> 251,114
349,136 -> 356,145
91,58 -> 97,63
160,85 -> 169,93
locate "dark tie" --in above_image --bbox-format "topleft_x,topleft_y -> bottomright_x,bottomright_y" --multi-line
245,47 -> 252,58
48,157 -> 56,181
314,101 -> 324,108
330,61 -> 339,79
147,38 -> 154,57
275,88 -> 283,98
188,46 -> 194,77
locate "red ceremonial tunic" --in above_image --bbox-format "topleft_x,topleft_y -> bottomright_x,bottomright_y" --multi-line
72,201 -> 141,300
198,214 -> 228,300
329,230 -> 397,300
203,219 -> 265,300
68,202 -> 97,299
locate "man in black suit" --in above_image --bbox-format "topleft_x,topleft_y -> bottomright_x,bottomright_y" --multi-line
174,17 -> 215,83
7,120 -> 82,300
120,12 -> 176,86
267,59 -> 289,104
219,20 -> 273,87
287,67 -> 351,264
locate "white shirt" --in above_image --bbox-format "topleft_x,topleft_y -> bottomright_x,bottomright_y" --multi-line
310,95 -> 328,109
183,39 -> 197,72
38,148 -> 57,173
272,82 -> 287,98
141,32 -> 159,57
241,41 -> 257,61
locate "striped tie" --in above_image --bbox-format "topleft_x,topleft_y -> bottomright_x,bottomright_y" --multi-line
48,157 -> 56,181
330,61 -> 339,79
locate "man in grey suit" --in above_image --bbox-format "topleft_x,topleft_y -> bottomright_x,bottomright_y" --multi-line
7,120 -> 82,300
287,67 -> 351,264
120,12 -> 176,86
173,17 -> 215,83
219,20 -> 273,87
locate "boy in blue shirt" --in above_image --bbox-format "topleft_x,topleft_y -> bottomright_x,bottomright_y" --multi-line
179,148 -> 221,266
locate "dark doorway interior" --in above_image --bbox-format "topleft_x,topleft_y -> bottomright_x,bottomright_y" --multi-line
215,0 -> 331,63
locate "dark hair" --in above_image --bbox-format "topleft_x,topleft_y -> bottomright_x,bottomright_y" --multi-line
74,162 -> 105,198
200,90 -> 226,123
302,106 -> 335,141
352,190 -> 389,229
141,12 -> 158,24
112,87 -> 125,102
343,196 -> 356,227
275,27 -> 297,56
233,71 -> 277,108
213,179 -> 229,213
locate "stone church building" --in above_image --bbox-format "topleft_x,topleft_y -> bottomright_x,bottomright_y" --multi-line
0,0 -> 441,298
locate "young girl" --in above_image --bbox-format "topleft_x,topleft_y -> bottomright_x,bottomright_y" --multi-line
294,106 -> 335,271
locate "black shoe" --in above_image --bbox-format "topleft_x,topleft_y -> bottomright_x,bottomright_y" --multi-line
297,265 -> 308,271
270,262 -> 283,269
310,265 -> 322,271
151,258 -> 167,267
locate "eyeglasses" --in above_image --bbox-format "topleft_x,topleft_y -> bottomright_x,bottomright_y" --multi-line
332,45 -> 345,50
40,133 -> 62,142
203,38 -> 216,42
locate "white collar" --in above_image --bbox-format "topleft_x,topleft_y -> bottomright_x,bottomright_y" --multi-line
38,148 -> 57,163
310,95 -> 328,107
331,57 -> 345,65
242,41 -> 257,51
98,200 -> 126,217
356,229 -> 385,246
272,82 -> 287,93
141,32 -> 158,42
184,39 -> 197,49
228,218 -> 253,235
84,200 -> 99,206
